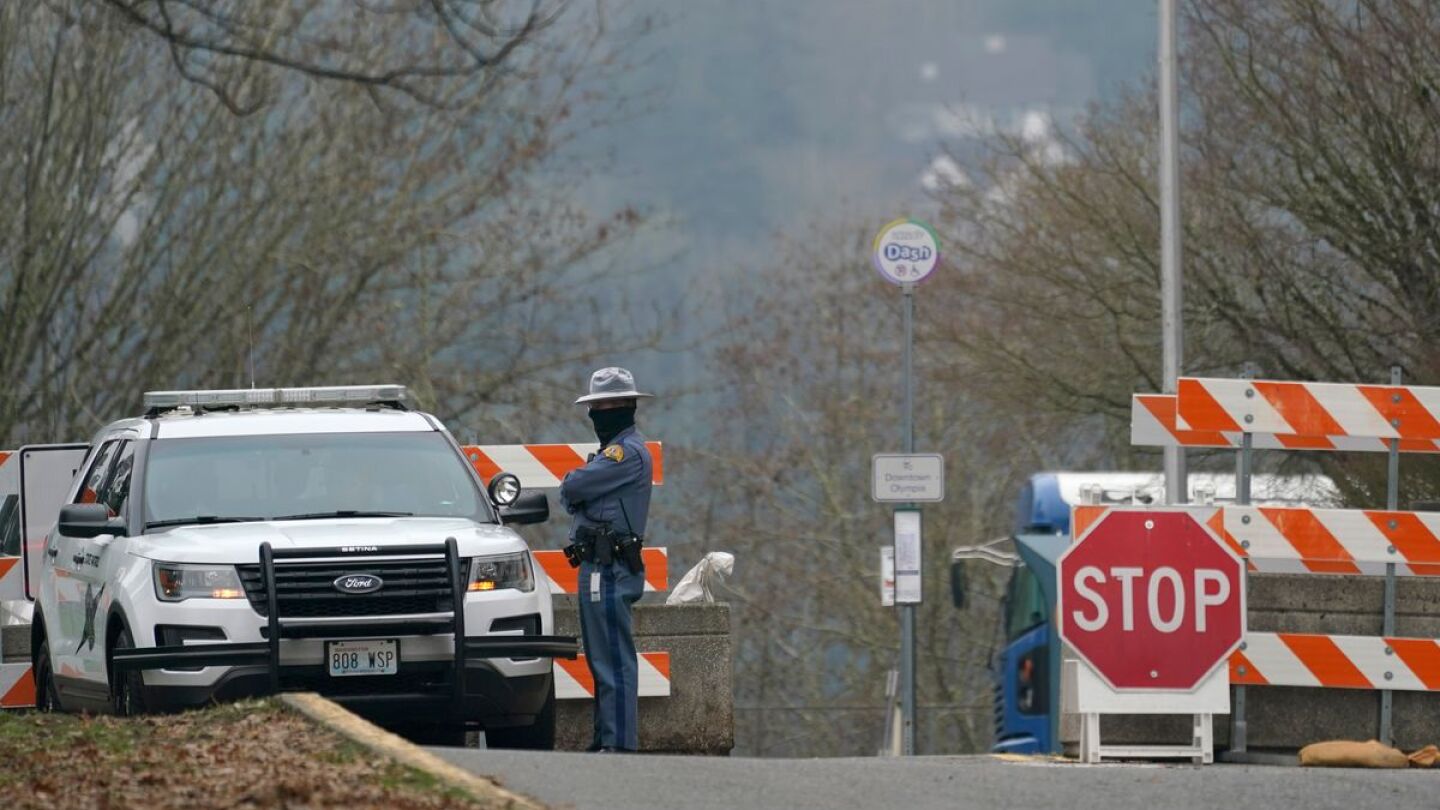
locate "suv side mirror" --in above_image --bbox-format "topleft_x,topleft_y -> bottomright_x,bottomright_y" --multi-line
59,503 -> 126,538
500,491 -> 549,525
950,559 -> 968,609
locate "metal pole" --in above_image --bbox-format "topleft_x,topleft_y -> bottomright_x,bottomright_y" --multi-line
900,283 -> 917,756
1381,365 -> 1401,745
879,668 -> 898,756
1160,0 -> 1187,506
1230,431 -> 1252,754
904,285 -> 914,455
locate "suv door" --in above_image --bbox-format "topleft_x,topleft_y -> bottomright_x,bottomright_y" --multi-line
48,439 -> 121,682
18,443 -> 89,600
72,438 -> 137,683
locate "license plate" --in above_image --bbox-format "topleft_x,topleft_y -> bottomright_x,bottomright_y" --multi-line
326,639 -> 399,677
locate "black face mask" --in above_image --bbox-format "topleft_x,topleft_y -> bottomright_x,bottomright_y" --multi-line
589,406 -> 636,446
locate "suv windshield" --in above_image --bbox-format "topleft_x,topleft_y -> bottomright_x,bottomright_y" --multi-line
143,431 -> 492,527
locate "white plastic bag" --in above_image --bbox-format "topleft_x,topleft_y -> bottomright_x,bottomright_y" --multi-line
665,551 -> 734,605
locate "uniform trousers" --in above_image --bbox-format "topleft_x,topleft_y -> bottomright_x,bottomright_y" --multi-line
577,559 -> 645,750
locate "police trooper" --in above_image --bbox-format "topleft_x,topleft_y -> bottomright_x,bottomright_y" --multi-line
559,367 -> 654,753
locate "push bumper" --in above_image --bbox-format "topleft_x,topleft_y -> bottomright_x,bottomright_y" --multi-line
133,660 -> 556,727
111,539 -> 576,723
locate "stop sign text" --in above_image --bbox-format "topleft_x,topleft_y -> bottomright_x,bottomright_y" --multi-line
1070,566 -> 1231,633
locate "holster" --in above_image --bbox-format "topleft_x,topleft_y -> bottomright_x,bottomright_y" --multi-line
618,534 -> 645,576
569,524 -> 615,567
594,533 -> 614,566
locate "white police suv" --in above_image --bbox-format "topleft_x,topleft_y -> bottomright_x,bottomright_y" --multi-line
31,385 -> 573,748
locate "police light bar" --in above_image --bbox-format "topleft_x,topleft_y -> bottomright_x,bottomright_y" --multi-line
143,385 -> 407,410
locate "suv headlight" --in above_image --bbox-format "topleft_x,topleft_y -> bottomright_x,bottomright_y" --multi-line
468,552 -> 534,593
154,563 -> 245,601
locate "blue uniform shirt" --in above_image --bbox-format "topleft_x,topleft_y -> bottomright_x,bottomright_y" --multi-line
558,426 -> 652,540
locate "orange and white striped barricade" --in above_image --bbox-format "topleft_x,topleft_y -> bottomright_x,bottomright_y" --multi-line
0,660 -> 34,710
1220,505 -> 1440,577
1083,502 -> 1440,578
1218,505 -> 1440,691
555,652 -> 672,700
1175,377 -> 1440,446
533,546 -> 671,700
0,557 -> 21,604
0,449 -> 20,601
533,547 -> 669,597
1131,394 -> 1440,453
0,450 -> 33,709
1139,373 -> 1440,752
459,442 -> 664,489
461,441 -> 668,596
462,442 -> 672,703
1230,633 -> 1440,691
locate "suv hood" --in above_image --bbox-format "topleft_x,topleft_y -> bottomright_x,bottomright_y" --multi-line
127,517 -> 526,564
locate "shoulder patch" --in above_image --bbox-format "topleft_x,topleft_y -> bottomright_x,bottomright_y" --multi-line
602,445 -> 625,462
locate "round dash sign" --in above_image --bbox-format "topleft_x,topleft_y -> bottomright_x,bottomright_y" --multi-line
872,218 -> 940,286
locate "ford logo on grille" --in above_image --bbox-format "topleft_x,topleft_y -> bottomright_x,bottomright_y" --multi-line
333,574 -> 383,595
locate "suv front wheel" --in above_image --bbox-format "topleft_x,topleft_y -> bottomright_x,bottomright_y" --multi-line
485,681 -> 556,750
32,630 -> 60,712
109,625 -> 149,716
394,723 -> 470,747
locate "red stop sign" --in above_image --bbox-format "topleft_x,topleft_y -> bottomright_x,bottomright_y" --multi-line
1058,509 -> 1245,690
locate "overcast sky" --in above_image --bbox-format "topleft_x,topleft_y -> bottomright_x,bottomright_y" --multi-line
576,1 -> 1153,252
559,0 -> 1159,415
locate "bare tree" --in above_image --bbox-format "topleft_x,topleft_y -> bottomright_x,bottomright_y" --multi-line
932,0 -> 1440,500
685,222 -> 1056,756
95,0 -> 560,113
692,0 -> 1440,757
0,1 -> 664,447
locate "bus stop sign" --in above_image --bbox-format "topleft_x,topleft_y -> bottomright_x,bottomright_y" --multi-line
1057,508 -> 1244,691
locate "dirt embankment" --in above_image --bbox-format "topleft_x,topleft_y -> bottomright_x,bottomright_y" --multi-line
0,699 -> 507,809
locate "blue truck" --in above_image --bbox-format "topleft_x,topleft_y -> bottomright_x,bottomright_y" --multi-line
952,471 -> 1335,754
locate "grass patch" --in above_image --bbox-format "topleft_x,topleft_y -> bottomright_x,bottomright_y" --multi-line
0,699 -> 507,808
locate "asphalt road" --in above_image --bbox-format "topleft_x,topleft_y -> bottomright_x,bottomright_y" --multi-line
427,748 -> 1439,810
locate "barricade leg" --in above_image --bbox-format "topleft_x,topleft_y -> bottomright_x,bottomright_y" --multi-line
1081,713 -> 1101,764
1067,660 -> 1226,764
1193,713 -> 1213,765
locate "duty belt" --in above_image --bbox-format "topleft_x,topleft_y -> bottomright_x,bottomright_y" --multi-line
564,525 -> 644,574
